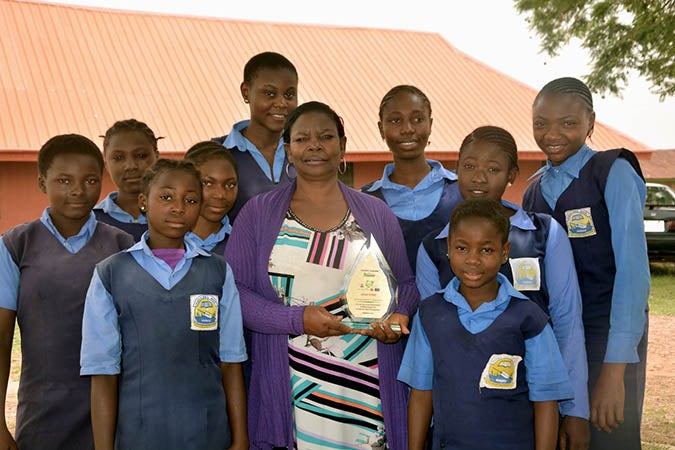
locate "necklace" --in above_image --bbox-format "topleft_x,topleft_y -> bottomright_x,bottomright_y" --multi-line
287,207 -> 351,233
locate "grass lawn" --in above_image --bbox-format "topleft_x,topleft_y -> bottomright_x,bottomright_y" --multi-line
649,262 -> 675,316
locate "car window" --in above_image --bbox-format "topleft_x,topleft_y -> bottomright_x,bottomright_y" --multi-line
646,185 -> 675,206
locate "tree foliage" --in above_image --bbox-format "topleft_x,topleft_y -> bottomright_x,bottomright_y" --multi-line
514,0 -> 675,99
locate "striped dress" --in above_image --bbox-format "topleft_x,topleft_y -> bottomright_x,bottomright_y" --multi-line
268,209 -> 387,450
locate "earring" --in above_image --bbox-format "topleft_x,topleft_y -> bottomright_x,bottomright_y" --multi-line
140,205 -> 146,212
506,182 -> 513,188
338,159 -> 347,175
285,162 -> 296,179
244,98 -> 249,104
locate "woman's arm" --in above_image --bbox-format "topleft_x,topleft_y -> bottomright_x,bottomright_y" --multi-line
224,197 -> 306,336
361,195 -> 420,317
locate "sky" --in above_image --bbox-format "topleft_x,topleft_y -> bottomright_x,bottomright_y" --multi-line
51,0 -> 675,149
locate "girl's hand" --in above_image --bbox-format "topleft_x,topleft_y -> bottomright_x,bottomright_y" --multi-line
590,363 -> 626,432
558,415 -> 590,450
303,305 -> 354,337
227,440 -> 249,450
0,425 -> 17,450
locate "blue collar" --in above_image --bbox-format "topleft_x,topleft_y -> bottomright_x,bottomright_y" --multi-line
366,159 -> 456,192
529,144 -> 595,181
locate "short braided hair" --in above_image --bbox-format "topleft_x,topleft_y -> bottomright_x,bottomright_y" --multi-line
102,119 -> 163,153
459,126 -> 519,172
184,141 -> 238,175
378,85 -> 432,121
141,158 -> 201,198
534,77 -> 594,113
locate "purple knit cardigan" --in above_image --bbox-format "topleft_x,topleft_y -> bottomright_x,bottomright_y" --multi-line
225,181 -> 419,450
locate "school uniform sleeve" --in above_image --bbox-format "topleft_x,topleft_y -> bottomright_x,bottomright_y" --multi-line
415,243 -> 442,299
604,159 -> 650,363
525,323 -> 574,402
80,269 -> 122,375
218,264 -> 247,363
0,238 -> 19,311
543,220 -> 589,418
397,314 -> 434,390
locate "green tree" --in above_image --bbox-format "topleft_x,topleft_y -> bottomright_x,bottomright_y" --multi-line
514,0 -> 675,99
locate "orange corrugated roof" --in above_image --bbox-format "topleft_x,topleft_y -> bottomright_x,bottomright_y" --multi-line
641,149 -> 675,180
0,0 -> 649,160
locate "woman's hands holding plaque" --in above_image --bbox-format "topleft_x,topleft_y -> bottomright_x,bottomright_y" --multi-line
303,305 -> 356,337
362,312 -> 410,344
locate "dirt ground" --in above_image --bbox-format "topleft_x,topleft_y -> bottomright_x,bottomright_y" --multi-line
642,315 -> 675,448
4,316 -> 675,445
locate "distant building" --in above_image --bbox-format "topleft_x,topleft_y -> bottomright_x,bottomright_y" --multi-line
641,149 -> 675,190
0,0 -> 652,232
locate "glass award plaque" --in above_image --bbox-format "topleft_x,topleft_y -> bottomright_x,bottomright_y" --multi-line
339,236 -> 400,331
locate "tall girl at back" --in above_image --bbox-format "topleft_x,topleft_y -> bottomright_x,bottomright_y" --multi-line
81,159 -> 248,450
417,125 -> 590,449
361,85 -> 460,271
94,118 -> 160,241
522,77 -> 649,450
184,141 -> 239,255
212,51 -> 298,222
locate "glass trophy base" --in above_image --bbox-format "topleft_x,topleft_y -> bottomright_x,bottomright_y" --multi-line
342,319 -> 401,332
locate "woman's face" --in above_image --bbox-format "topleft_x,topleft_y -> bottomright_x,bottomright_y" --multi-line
285,111 -> 346,181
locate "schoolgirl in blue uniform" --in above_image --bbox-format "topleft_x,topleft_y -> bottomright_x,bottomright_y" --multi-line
522,77 -> 650,450
416,125 -> 589,448
399,199 -> 573,450
81,159 -> 248,450
212,51 -> 298,222
361,85 -> 460,271
94,119 -> 160,241
0,134 -> 134,450
184,141 -> 238,256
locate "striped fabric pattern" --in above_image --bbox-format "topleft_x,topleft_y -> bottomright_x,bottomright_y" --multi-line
268,212 -> 387,449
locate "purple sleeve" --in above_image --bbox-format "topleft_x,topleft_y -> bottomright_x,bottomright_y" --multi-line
224,194 -> 306,336
382,213 -> 420,317
345,187 -> 420,318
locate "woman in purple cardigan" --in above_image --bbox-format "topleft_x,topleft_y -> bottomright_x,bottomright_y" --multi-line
225,101 -> 419,450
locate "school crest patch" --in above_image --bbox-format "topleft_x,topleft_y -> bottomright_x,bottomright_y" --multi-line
190,294 -> 219,331
479,354 -> 522,389
565,207 -> 597,238
509,257 -> 541,291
